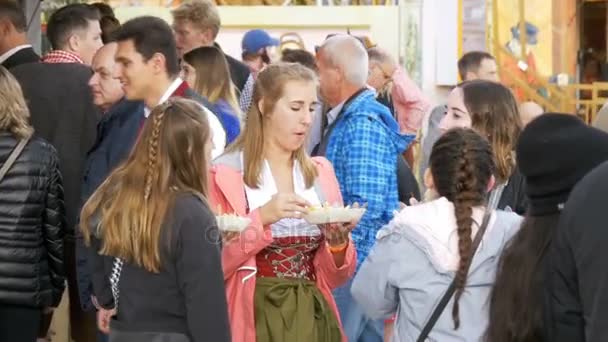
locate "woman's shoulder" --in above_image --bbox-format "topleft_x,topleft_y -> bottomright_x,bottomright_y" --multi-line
492,209 -> 524,242
213,150 -> 241,170
172,193 -> 213,218
27,136 -> 57,154
311,156 -> 334,174
19,136 -> 58,166
167,193 -> 216,238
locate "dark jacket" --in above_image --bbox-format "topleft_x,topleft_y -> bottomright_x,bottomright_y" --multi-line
224,51 -> 250,93
213,43 -> 250,93
545,161 -> 608,342
0,133 -> 65,308
397,155 -> 421,203
2,46 -> 40,70
80,99 -> 144,202
11,62 -> 100,236
497,167 -> 528,215
89,194 -> 230,342
76,99 -> 144,311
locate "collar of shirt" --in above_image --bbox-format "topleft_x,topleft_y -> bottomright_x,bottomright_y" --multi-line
0,45 -> 32,64
41,50 -> 83,64
326,101 -> 346,126
144,77 -> 184,118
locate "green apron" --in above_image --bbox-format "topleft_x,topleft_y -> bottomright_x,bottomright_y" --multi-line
254,277 -> 342,342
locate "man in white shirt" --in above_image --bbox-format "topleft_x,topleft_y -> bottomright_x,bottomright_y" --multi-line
0,1 -> 39,70
112,16 -> 226,158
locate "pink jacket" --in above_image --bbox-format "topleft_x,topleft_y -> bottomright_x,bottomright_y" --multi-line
209,152 -> 356,342
391,67 -> 431,134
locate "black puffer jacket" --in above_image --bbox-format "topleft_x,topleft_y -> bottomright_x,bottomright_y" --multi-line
0,133 -> 65,308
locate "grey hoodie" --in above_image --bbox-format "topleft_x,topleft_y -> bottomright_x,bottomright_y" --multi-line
351,197 -> 522,341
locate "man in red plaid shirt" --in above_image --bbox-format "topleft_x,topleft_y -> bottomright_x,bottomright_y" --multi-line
42,4 -> 102,65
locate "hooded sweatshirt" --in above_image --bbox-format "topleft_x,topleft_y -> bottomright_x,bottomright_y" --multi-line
352,197 -> 522,341
325,89 -> 415,268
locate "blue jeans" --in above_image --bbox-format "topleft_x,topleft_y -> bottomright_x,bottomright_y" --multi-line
333,278 -> 384,342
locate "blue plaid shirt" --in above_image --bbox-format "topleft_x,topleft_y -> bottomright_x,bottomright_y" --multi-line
325,90 -> 415,268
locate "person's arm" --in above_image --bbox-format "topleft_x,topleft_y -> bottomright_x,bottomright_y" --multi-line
351,229 -> 400,320
175,197 -> 231,342
220,209 -> 273,279
87,229 -> 114,309
207,168 -> 274,279
76,140 -> 110,312
42,152 -> 66,307
341,116 -> 398,238
314,238 -> 356,289
391,69 -> 430,134
202,107 -> 226,159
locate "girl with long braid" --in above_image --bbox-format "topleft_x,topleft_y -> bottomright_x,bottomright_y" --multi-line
80,98 -> 230,342
352,128 -> 522,341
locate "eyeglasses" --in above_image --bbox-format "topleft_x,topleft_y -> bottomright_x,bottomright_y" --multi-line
370,63 -> 392,81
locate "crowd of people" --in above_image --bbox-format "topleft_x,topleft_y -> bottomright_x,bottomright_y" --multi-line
0,0 -> 607,342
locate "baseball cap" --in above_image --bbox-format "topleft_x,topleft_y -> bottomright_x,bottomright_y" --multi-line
241,29 -> 279,54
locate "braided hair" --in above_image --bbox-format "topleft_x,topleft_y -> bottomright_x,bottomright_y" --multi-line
429,128 -> 495,329
80,98 -> 212,272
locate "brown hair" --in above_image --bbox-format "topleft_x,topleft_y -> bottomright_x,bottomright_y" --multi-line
459,80 -> 522,184
0,66 -> 33,139
80,98 -> 211,272
280,49 -> 317,73
228,62 -> 318,188
183,46 -> 240,118
457,51 -> 495,80
429,128 -> 495,329
171,0 -> 220,39
99,15 -> 120,44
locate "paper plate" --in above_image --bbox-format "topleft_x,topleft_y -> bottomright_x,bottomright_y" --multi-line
216,215 -> 251,232
303,207 -> 366,225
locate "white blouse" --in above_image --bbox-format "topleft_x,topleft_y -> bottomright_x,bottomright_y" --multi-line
242,153 -> 321,238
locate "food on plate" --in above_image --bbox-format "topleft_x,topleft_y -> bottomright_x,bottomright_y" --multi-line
216,214 -> 251,232
303,202 -> 366,224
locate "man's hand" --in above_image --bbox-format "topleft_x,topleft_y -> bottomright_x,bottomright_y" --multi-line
97,307 -> 117,334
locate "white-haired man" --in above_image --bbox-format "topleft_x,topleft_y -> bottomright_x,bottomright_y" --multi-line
314,35 -> 414,342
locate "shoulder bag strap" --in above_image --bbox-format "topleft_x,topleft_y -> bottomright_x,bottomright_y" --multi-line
0,138 -> 29,183
488,181 -> 508,211
416,209 -> 493,342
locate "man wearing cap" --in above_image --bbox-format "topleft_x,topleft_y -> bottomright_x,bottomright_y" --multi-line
237,29 -> 279,113
241,29 -> 279,78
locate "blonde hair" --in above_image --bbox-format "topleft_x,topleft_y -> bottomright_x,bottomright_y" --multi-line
171,0 -> 220,39
228,62 -> 318,188
80,98 -> 211,273
367,47 -> 395,101
183,46 -> 241,120
0,67 -> 33,139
